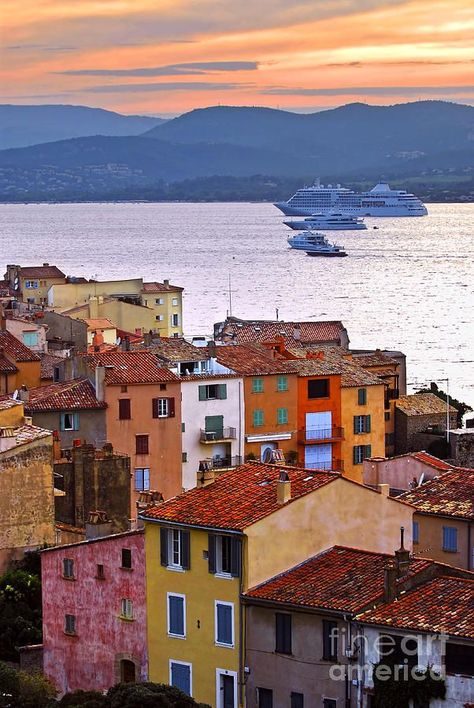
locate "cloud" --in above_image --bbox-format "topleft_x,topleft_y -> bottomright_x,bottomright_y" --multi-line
56,61 -> 259,77
261,85 -> 474,96
81,81 -> 251,93
6,44 -> 77,51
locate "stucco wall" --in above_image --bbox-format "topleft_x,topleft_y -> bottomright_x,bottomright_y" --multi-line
341,383 -> 385,482
414,513 -> 471,570
48,279 -> 144,308
6,318 -> 48,352
42,531 -> 147,696
363,456 -> 439,491
30,409 -> 107,448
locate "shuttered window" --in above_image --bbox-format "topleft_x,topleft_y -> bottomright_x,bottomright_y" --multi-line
215,602 -> 234,646
291,694 -> 304,708
64,614 -> 76,634
252,377 -> 264,393
275,612 -> 292,654
353,444 -> 372,464
60,412 -> 79,431
442,526 -> 458,552
63,558 -> 74,579
135,435 -> 149,455
277,407 -> 288,425
353,415 -> 371,433
168,594 -> 185,637
208,534 -> 241,577
170,661 -> 191,695
118,399 -> 131,420
253,409 -> 264,427
258,687 -> 273,708
121,548 -> 132,569
121,598 -> 133,619
277,375 -> 288,392
160,528 -> 190,570
152,397 -> 175,418
358,388 -> 367,405
322,620 -> 338,660
198,384 -> 227,400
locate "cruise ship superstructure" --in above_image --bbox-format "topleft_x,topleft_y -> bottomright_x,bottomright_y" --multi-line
275,180 -> 428,217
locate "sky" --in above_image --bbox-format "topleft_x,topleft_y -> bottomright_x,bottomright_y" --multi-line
2,0 -> 473,116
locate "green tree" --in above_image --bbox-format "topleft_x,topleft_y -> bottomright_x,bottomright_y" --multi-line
0,570 -> 42,661
0,662 -> 56,708
415,382 -> 473,428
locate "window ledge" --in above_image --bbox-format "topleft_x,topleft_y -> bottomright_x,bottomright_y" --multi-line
168,633 -> 186,639
215,642 -> 234,649
62,575 -> 76,581
119,615 -> 135,622
64,631 -> 78,637
120,566 -> 133,571
442,549 -> 458,553
214,572 -> 233,580
167,565 -> 185,573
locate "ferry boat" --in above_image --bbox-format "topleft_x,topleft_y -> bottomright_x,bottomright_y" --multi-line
275,180 -> 428,217
284,211 -> 367,231
288,231 -> 347,257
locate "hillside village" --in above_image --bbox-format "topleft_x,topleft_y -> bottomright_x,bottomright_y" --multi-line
0,262 -> 473,707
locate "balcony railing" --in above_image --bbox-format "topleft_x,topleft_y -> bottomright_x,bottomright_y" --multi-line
199,456 -> 242,471
298,426 -> 344,444
200,427 -> 237,443
304,459 -> 344,472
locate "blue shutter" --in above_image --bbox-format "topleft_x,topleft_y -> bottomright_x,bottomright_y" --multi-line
217,604 -> 232,645
144,468 -> 150,490
134,469 -> 143,491
170,662 -> 190,695
59,414 -> 66,431
169,595 -> 184,636
73,413 -> 79,431
443,526 -> 457,552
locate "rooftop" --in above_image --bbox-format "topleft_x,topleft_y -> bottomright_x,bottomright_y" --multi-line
0,329 -> 41,362
83,350 -> 180,385
40,353 -> 65,381
215,317 -> 347,346
0,424 -> 52,452
146,337 -> 208,363
399,467 -> 474,520
245,546 -> 433,614
20,264 -> 66,280
83,318 -> 116,331
0,355 -> 18,373
215,344 -> 296,377
142,281 -> 184,293
0,398 -> 23,411
396,392 -> 456,416
141,462 -> 339,531
358,576 -> 474,639
352,351 -> 399,368
25,379 -> 106,412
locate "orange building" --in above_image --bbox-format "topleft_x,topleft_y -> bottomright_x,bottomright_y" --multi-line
0,327 -> 42,393
79,351 -> 183,515
215,345 -> 299,463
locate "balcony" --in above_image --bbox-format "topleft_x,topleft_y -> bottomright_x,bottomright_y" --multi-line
200,427 -> 236,443
298,426 -> 344,444
199,456 -> 243,471
304,459 -> 344,472
385,388 -> 400,408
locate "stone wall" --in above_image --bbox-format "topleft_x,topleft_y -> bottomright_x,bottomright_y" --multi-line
395,409 -> 457,455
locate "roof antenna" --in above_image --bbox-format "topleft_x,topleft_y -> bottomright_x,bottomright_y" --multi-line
400,526 -> 405,549
276,307 -> 279,321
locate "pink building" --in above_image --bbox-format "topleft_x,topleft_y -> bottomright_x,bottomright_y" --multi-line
363,450 -> 452,493
42,529 -> 147,695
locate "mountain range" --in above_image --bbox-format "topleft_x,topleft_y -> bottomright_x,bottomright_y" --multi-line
0,101 -> 472,201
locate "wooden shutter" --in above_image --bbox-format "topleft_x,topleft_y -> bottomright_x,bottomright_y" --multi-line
208,534 -> 216,573
152,398 -> 159,418
160,528 -> 168,566
230,537 -> 241,578
353,447 -> 358,465
276,613 -> 292,653
119,398 -> 131,420
198,385 -> 207,401
218,383 -> 227,400
168,397 -> 175,417
365,444 -> 372,459
60,413 -> 66,431
181,531 -> 190,570
365,415 -> 371,432
353,416 -> 358,434
323,620 -> 338,660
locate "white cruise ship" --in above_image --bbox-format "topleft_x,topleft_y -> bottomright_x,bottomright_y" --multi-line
275,180 -> 428,217
284,211 -> 366,231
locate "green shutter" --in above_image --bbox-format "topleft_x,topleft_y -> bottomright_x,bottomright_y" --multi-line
366,415 -> 371,433
353,416 -> 358,434
252,378 -> 263,393
73,413 -> 79,431
358,388 -> 367,405
277,408 -> 288,424
365,444 -> 372,459
198,385 -> 206,401
353,447 -> 358,465
253,409 -> 264,427
277,375 -> 288,392
59,413 -> 66,431
218,384 -> 227,400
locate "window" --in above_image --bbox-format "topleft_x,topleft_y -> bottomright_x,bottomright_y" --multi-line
60,412 -> 78,431
53,366 -> 61,382
198,384 -> 227,400
354,415 -> 371,433
96,564 -> 105,579
155,314 -> 164,321
413,521 -> 419,544
134,467 -> 150,491
121,548 -> 132,569
253,409 -> 264,427
64,614 -> 76,634
308,378 -> 329,399
322,620 -> 338,660
160,383 -> 167,391
277,375 -> 288,392
446,642 -> 474,676
172,297 -> 179,306
121,598 -> 134,619
385,411 -> 391,421
208,534 -> 241,577
118,399 -> 131,420
323,701 -> 337,708
378,634 -> 418,668
442,526 -> 458,552
136,435 -> 149,455
215,602 -> 234,646
182,452 -> 188,463
121,385 -> 128,393
170,661 -> 191,696
385,433 -> 395,447
353,444 -> 372,464
275,613 -> 292,654
171,313 -> 179,327
25,280 -> 39,289
277,408 -> 288,425
291,694 -> 304,708
152,397 -> 175,418
63,558 -> 74,579
155,298 -> 164,305
160,528 -> 191,570
358,388 -> 367,405
252,377 -> 264,393
258,688 -> 273,708
22,331 -> 39,347
168,593 -> 186,637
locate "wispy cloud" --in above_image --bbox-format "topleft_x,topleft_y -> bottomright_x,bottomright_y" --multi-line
56,61 -> 259,77
82,81 -> 250,93
262,85 -> 474,96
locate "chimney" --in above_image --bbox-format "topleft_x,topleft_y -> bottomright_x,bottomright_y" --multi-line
384,561 -> 398,603
92,330 -> 104,351
277,469 -> 291,505
207,341 -> 217,358
43,263 -> 49,267
293,324 -> 301,341
18,384 -> 30,403
378,483 -> 390,497
143,331 -> 152,347
94,365 -> 106,402
52,430 -> 62,460
89,296 -> 99,319
164,279 -> 170,286
0,304 -> 6,331
395,526 -> 411,576
85,510 -> 112,540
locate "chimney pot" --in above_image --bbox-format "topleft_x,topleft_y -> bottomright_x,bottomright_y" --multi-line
378,483 -> 390,497
277,469 -> 291,504
384,561 -> 398,602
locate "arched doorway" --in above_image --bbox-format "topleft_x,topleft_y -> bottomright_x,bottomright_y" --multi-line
120,659 -> 136,683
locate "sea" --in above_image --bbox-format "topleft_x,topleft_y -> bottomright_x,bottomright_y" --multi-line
0,201 -> 473,409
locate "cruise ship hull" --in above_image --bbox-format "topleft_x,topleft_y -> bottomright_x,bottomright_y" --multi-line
284,220 -> 366,230
275,202 -> 427,217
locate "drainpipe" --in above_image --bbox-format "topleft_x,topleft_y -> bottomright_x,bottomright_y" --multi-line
239,538 -> 245,707
238,380 -> 243,462
468,521 -> 472,571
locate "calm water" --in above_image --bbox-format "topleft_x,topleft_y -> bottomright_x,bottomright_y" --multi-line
0,202 -> 473,407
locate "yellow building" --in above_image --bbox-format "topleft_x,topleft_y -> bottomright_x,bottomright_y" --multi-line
142,461 -> 414,707
4,263 -> 66,305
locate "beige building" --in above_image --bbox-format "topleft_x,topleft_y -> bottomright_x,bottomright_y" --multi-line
4,263 -> 66,305
0,399 -> 55,572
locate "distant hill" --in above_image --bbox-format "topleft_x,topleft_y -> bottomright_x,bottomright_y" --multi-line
0,101 -> 472,201
0,104 -> 166,149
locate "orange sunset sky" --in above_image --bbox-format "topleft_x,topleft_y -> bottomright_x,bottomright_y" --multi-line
2,0 -> 473,116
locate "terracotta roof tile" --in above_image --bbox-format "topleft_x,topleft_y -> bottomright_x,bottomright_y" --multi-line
25,379 -> 106,411
39,353 -> 64,380
83,318 -> 116,331
411,451 -> 453,471
399,467 -> 474,520
20,265 -> 65,279
0,398 -> 23,411
0,424 -> 52,449
357,576 -> 474,639
216,319 -> 346,345
145,337 -> 208,363
83,351 -> 180,385
396,393 -> 456,416
142,462 -> 339,531
245,546 -> 434,614
0,330 -> 41,362
142,281 -> 183,293
215,344 -> 297,376
0,355 -> 18,373
352,351 -> 399,368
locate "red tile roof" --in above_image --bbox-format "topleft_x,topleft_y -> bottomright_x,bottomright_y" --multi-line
216,318 -> 347,345
411,451 -> 453,472
20,265 -> 65,279
39,353 -> 64,380
83,351 -> 180,385
352,351 -> 399,368
245,546 -> 434,614
358,576 -> 474,639
146,337 -> 207,363
25,379 -> 106,411
396,392 -> 456,415
399,467 -> 474,520
142,281 -> 183,293
0,329 -> 41,362
0,355 -> 18,373
142,462 -> 339,531
215,344 -> 297,376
